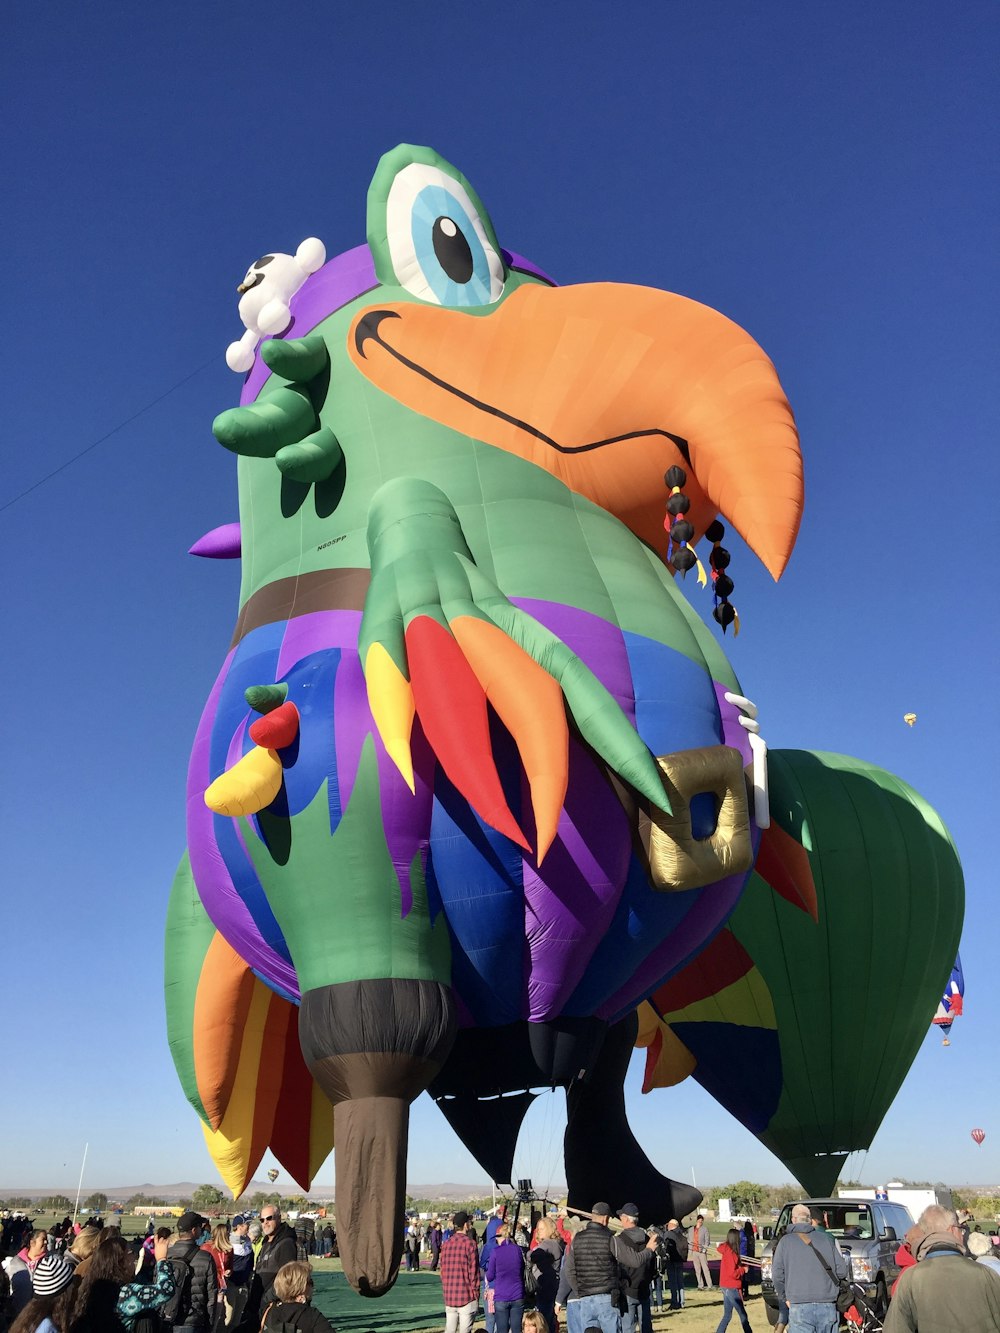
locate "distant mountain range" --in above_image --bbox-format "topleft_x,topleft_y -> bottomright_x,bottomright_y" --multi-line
0,1180 -> 508,1204
3,1180 -> 995,1206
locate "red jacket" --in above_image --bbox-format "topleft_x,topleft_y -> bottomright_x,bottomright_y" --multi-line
717,1245 -> 747,1290
891,1241 -> 917,1297
202,1242 -> 231,1290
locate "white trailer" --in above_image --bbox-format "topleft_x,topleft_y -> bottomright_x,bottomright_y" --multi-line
837,1184 -> 953,1216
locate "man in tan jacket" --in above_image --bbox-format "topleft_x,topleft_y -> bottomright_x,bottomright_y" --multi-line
689,1216 -> 712,1289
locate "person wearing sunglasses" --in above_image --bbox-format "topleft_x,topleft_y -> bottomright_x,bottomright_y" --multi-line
246,1209 -> 297,1329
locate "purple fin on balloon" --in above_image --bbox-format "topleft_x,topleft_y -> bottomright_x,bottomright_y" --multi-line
189,522 -> 242,559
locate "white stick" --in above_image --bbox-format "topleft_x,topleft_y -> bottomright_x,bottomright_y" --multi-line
72,1142 -> 89,1228
749,732 -> 770,829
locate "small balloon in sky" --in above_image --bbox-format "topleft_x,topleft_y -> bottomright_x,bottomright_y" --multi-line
972,1128 -> 986,1145
903,712 -> 917,727
267,1168 -> 279,1183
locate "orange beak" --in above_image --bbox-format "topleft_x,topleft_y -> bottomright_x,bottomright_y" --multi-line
349,281 -> 803,578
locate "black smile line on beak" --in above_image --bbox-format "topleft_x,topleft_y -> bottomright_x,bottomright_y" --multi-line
354,309 -> 692,463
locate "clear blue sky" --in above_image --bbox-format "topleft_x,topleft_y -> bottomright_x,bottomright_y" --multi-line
2,1 -> 997,1195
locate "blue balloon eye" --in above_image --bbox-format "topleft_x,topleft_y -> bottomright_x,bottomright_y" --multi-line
411,185 -> 495,307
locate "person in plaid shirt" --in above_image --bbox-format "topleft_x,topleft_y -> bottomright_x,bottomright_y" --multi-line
441,1211 -> 481,1333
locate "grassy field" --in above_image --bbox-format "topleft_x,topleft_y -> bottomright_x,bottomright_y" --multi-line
306,1268 -> 764,1333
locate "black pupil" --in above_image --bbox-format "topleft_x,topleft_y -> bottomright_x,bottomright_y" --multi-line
432,217 -> 474,284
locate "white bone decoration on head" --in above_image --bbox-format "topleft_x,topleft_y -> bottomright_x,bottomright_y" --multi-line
225,238 -> 326,373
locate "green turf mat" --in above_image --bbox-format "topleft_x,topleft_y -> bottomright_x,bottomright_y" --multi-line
311,1270 -> 450,1332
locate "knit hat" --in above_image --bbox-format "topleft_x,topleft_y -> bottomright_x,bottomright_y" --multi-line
32,1254 -> 75,1297
591,1202 -> 612,1218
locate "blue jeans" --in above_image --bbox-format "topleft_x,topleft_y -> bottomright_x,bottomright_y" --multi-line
494,1299 -> 524,1333
788,1304 -> 838,1332
566,1294 -> 622,1333
651,1276 -> 664,1309
715,1287 -> 752,1332
668,1262 -> 685,1309
623,1294 -> 652,1333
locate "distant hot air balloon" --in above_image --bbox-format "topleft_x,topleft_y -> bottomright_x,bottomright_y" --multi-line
904,713 -> 917,727
267,1168 -> 279,1183
933,955 -> 964,1046
972,1128 -> 986,1146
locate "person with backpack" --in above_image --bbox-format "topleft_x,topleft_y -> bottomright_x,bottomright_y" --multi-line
163,1213 -> 218,1333
259,1262 -> 334,1332
769,1204 -> 847,1333
611,1205 -> 655,1333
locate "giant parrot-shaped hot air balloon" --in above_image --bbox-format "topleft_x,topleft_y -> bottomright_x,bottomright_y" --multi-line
166,142 -> 812,1295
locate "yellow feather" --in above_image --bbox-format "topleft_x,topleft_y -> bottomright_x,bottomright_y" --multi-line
364,643 -> 415,791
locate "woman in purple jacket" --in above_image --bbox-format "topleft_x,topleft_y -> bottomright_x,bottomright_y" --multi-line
486,1225 -> 525,1333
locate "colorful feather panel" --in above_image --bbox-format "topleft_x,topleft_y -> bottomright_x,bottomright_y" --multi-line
165,854 -> 334,1196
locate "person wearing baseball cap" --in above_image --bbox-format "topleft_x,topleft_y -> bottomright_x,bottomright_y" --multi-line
165,1211 -> 218,1330
227,1214 -> 254,1327
440,1212 -> 479,1333
612,1205 -> 656,1333
559,1203 -> 657,1333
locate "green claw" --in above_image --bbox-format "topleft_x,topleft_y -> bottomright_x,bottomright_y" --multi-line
261,335 -> 329,383
361,478 -> 471,675
212,385 -> 317,458
463,561 -> 672,814
275,427 -> 343,484
245,683 -> 288,714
